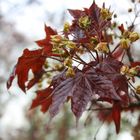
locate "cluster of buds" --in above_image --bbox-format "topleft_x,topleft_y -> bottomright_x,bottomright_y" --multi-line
78,16 -> 91,29
120,31 -> 140,49
86,37 -> 99,51
63,22 -> 70,33
136,85 -> 140,94
100,8 -> 112,20
95,42 -> 109,53
51,35 -> 63,44
66,67 -> 75,77
53,63 -> 64,71
120,38 -> 130,49
129,32 -> 140,42
120,65 -> 139,77
51,35 -> 76,55
64,57 -> 75,77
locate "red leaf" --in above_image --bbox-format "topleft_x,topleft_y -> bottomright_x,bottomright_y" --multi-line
7,49 -> 46,92
35,25 -> 57,48
27,69 -> 45,90
30,87 -> 53,113
35,25 -> 58,56
49,61 -> 123,119
112,102 -> 121,134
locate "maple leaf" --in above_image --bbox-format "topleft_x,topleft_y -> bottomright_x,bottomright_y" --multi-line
48,61 -> 123,119
7,25 -> 60,92
35,25 -> 57,55
97,57 -> 129,104
7,49 -> 46,92
30,87 -> 53,113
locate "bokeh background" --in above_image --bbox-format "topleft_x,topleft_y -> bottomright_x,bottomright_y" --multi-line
0,0 -> 140,140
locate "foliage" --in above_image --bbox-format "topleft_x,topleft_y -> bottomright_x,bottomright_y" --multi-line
7,1 -> 140,134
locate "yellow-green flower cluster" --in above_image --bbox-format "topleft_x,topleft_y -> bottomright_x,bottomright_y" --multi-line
100,8 -> 112,20
120,31 -> 140,49
78,16 -> 91,29
95,42 -> 109,53
120,65 -> 139,77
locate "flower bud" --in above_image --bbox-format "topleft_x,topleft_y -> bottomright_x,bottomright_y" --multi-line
113,14 -> 117,18
128,67 -> 138,76
120,65 -> 129,75
120,38 -> 130,49
44,61 -> 49,69
78,16 -> 91,29
100,8 -> 112,20
66,67 -> 75,77
123,31 -> 130,38
90,37 -> 98,45
51,35 -> 62,43
129,32 -> 140,42
136,85 -> 140,94
63,22 -> 70,32
128,8 -> 132,13
64,57 -> 72,67
66,41 -> 76,49
95,42 -> 109,53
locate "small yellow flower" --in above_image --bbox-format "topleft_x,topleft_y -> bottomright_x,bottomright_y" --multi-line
136,85 -> 140,94
120,38 -> 130,49
123,31 -> 130,38
128,67 -> 138,76
129,32 -> 140,42
66,41 -> 76,49
78,16 -> 91,29
87,43 -> 95,51
63,22 -> 70,32
95,42 -> 109,53
100,8 -> 112,20
51,35 -> 62,43
44,61 -> 49,69
90,37 -> 98,44
66,67 -> 75,78
54,64 -> 64,71
120,65 -> 129,75
64,57 -> 72,67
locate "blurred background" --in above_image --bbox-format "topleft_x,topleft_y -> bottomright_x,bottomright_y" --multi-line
0,0 -> 140,140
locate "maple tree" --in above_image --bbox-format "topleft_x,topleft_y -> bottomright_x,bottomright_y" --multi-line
7,1 -> 140,134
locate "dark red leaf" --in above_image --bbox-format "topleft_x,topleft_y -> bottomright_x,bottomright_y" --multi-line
30,87 -> 53,113
27,69 -> 45,90
68,9 -> 85,19
97,57 -> 129,104
49,62 -> 123,119
69,2 -> 111,41
112,102 -> 121,134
